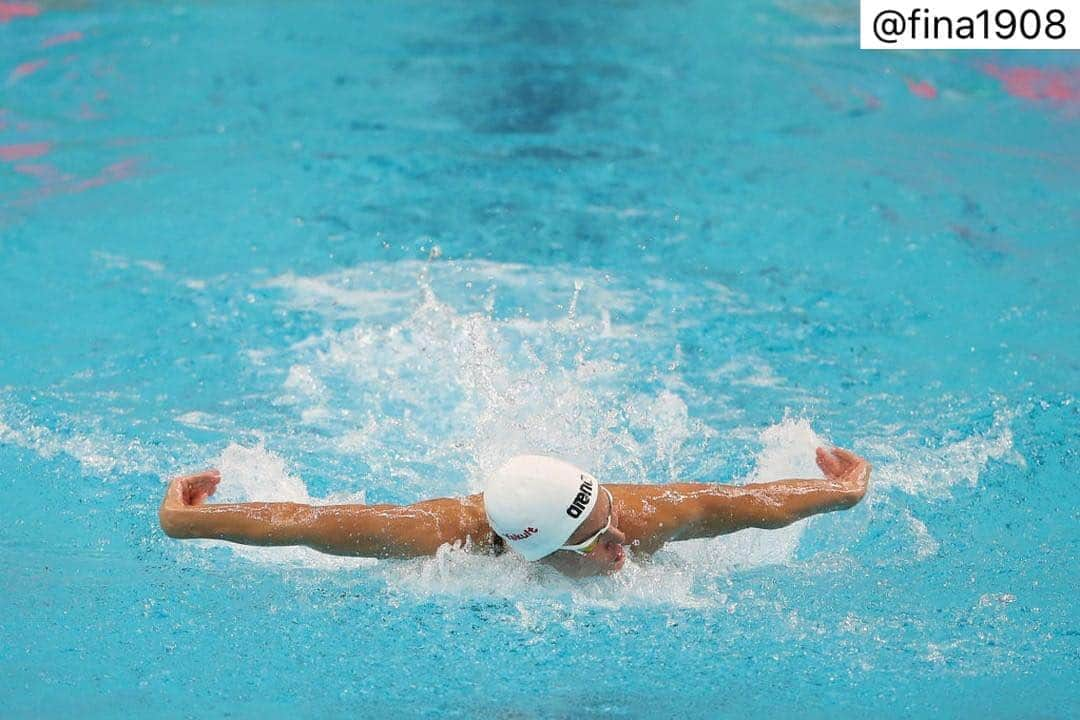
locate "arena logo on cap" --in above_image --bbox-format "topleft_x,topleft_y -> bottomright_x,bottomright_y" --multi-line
505,526 -> 538,541
565,475 -> 593,518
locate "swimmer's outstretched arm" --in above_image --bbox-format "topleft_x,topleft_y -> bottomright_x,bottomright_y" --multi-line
158,470 -> 486,559
626,447 -> 870,553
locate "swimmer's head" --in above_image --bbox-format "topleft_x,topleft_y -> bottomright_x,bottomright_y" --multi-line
483,455 -> 626,575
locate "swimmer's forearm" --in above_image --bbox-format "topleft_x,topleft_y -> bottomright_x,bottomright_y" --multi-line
159,501 -> 395,554
299,503 -> 457,558
659,477 -> 866,541
159,502 -> 315,546
160,498 -> 478,559
725,478 -> 864,528
683,447 -> 872,538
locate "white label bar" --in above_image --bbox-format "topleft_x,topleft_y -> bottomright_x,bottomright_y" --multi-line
861,1 -> 1079,49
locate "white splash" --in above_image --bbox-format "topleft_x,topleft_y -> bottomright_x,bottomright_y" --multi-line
904,510 -> 940,559
175,411 -> 233,432
259,261 -> 728,501
214,442 -> 316,504
867,407 -> 1023,497
668,416 -> 825,572
91,251 -> 165,275
0,401 -> 162,476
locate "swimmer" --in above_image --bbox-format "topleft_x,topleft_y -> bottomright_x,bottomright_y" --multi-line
159,446 -> 870,577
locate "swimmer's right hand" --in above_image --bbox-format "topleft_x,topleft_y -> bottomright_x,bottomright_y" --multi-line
815,447 -> 870,506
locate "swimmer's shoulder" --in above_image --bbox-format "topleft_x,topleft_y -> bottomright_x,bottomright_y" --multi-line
606,482 -> 678,507
605,483 -> 689,555
457,492 -> 502,555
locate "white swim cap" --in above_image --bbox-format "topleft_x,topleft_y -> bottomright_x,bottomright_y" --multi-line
483,454 -> 600,561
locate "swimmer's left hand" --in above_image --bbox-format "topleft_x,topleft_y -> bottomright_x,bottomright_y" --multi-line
159,469 -> 219,539
162,469 -> 220,508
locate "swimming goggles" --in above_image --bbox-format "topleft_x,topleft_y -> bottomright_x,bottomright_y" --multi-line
559,487 -> 614,555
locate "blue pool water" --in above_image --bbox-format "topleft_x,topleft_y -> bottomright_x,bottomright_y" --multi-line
2,1 -> 1078,717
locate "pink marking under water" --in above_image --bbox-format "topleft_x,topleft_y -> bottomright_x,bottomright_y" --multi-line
77,102 -> 101,121
906,79 -> 938,100
9,58 -> 47,82
42,30 -> 83,48
13,162 -> 71,182
0,2 -> 39,22
72,158 -> 140,192
15,156 -> 142,205
981,64 -> 1080,104
0,141 -> 51,161
106,137 -> 138,147
850,87 -> 882,112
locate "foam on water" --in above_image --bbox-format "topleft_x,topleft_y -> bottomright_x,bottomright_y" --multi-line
866,407 -> 1023,498
257,260 -> 737,501
0,396 -> 162,476
903,510 -> 941,560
